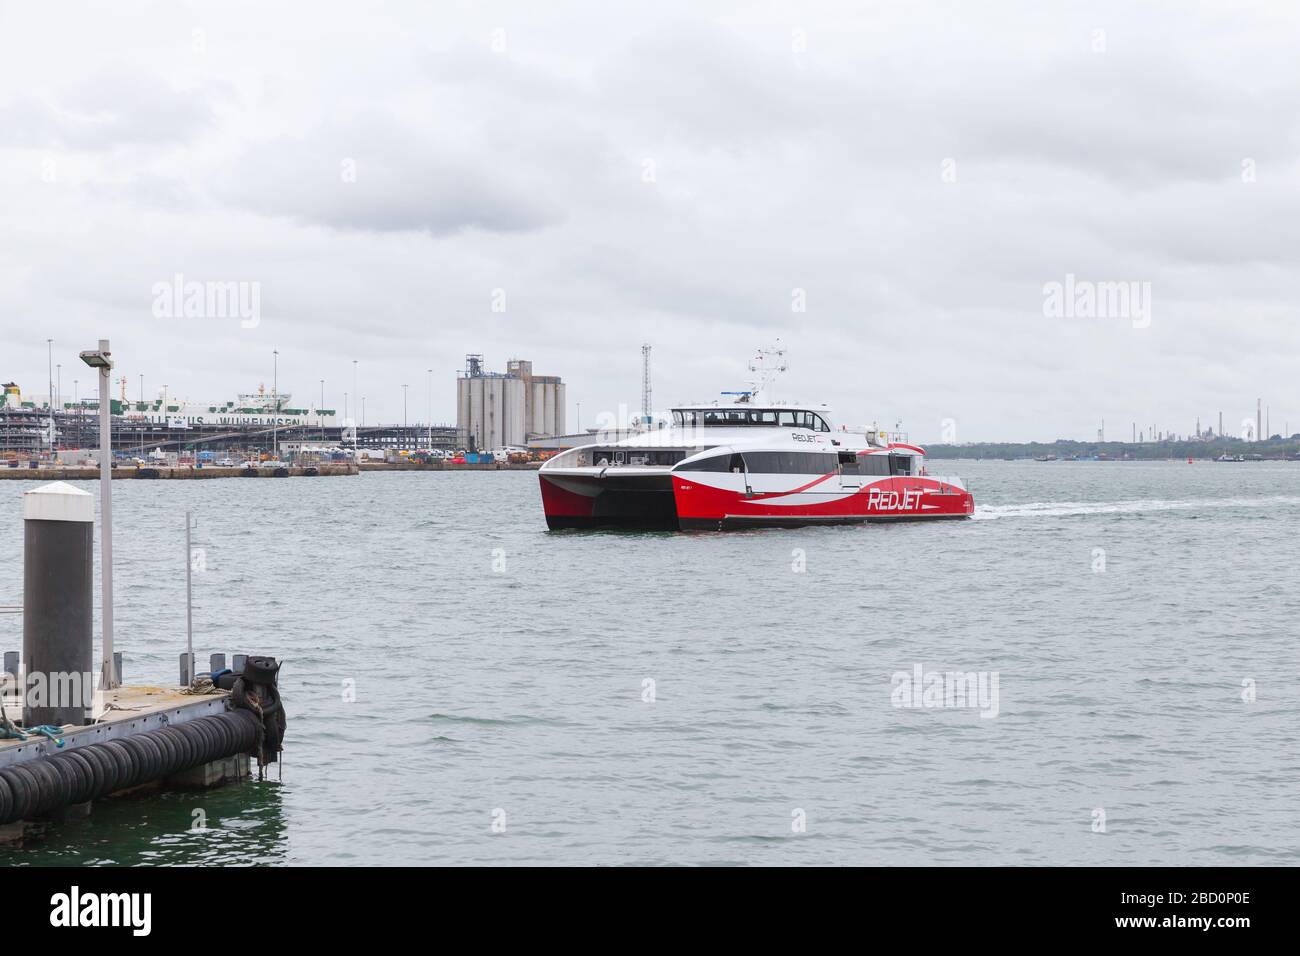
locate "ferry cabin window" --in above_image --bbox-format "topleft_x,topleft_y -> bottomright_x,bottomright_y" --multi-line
676,453 -> 731,472
776,410 -> 830,431
595,449 -> 687,466
742,451 -> 838,474
859,454 -> 891,476
889,454 -> 912,476
673,410 -> 700,428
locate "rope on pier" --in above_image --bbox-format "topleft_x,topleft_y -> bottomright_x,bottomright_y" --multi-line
229,656 -> 286,780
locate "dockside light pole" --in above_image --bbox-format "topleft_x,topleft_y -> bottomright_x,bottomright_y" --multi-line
272,349 -> 279,460
79,339 -> 116,689
46,338 -> 53,458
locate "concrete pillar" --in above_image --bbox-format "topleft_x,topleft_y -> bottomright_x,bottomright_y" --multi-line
22,481 -> 94,727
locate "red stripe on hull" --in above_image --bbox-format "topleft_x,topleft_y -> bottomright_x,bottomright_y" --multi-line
672,475 -> 973,525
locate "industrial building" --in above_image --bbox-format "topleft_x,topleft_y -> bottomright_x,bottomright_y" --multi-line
456,356 -> 566,450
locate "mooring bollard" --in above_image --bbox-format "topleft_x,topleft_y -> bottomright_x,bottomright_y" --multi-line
113,651 -> 123,684
210,652 -> 226,673
232,654 -> 247,674
3,651 -> 17,679
22,481 -> 95,727
179,652 -> 195,686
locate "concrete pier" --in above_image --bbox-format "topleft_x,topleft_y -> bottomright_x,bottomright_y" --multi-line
0,685 -> 255,846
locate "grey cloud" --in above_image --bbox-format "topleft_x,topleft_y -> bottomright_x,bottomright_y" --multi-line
0,69 -> 214,149
211,112 -> 564,235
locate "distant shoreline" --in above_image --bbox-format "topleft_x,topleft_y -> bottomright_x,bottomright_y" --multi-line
925,439 -> 1300,461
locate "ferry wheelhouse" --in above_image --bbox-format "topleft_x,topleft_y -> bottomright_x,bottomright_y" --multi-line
539,380 -> 973,531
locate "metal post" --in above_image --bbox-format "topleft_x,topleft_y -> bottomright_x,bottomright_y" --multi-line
23,481 -> 95,726
185,509 -> 194,687
97,341 -> 115,688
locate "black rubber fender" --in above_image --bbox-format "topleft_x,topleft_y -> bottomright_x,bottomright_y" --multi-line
134,733 -> 165,781
185,721 -> 211,764
117,737 -> 154,789
0,770 -> 13,822
154,728 -> 183,776
212,715 -> 237,756
77,747 -> 107,800
24,757 -> 65,817
0,766 -> 36,822
158,726 -> 191,773
59,750 -> 100,804
50,751 -> 92,806
102,740 -> 138,791
77,744 -> 117,800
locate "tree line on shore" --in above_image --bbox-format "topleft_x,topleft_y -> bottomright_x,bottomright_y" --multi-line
926,437 -> 1300,460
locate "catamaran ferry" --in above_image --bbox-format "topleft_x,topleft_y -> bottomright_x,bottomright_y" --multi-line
539,350 -> 974,531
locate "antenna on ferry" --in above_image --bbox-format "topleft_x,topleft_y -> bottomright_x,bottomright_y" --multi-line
747,341 -> 787,400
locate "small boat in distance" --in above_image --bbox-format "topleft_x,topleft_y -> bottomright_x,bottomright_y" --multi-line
1215,453 -> 1246,462
538,348 -> 974,531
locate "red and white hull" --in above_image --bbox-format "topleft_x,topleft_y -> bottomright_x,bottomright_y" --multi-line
538,388 -> 974,531
671,473 -> 973,530
540,467 -> 973,531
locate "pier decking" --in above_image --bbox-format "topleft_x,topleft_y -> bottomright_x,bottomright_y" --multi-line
1,684 -> 234,769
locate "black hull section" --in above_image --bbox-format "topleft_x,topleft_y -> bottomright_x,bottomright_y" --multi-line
546,514 -> 680,531
544,473 -> 680,531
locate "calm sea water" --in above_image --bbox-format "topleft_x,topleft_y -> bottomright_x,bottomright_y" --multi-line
1,461 -> 1298,866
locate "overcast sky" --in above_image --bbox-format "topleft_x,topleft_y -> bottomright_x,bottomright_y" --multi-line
2,1 -> 1297,442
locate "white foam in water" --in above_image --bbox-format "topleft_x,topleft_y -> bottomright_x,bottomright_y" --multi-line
973,495 -> 1300,520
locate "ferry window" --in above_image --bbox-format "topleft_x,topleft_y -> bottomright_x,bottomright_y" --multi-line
811,414 -> 831,432
676,453 -> 731,472
777,411 -> 796,426
753,410 -> 777,424
725,410 -> 749,425
861,454 -> 890,476
702,410 -> 728,426
838,451 -> 857,467
744,452 -> 836,474
889,454 -> 911,476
